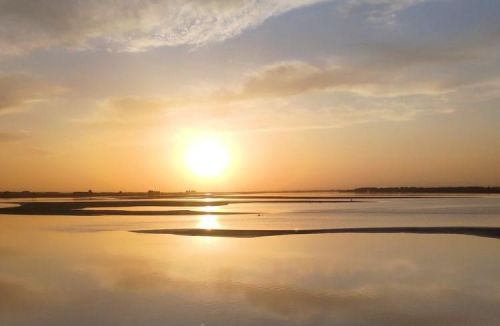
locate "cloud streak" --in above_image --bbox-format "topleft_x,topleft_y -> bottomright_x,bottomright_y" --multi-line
0,132 -> 25,143
222,60 -> 452,100
0,0 -> 323,55
339,0 -> 431,23
0,74 -> 62,114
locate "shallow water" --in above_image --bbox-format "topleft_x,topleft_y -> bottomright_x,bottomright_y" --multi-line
1,195 -> 500,325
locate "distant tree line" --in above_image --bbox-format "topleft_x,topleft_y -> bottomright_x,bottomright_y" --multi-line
0,191 -> 142,198
340,187 -> 500,194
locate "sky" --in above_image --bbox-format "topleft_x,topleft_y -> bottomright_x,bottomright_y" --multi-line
0,0 -> 499,192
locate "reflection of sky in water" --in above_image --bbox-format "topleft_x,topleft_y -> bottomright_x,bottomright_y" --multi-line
1,196 -> 500,325
80,205 -> 222,213
74,197 -> 500,230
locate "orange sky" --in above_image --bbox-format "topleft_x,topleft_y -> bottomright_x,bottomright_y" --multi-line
0,0 -> 499,191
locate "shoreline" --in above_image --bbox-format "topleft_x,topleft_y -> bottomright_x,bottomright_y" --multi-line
0,199 -> 360,216
132,226 -> 500,240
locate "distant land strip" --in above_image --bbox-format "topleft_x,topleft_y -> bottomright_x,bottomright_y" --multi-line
132,226 -> 500,240
0,199 -> 358,216
1,186 -> 499,198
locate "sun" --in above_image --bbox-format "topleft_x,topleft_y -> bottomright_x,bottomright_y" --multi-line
185,136 -> 230,178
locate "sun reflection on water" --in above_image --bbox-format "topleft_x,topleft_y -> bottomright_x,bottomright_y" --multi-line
201,206 -> 219,213
197,215 -> 220,230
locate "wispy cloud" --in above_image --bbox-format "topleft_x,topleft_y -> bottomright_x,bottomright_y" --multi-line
82,58 -> 457,134
0,0 -> 324,55
0,131 -> 25,143
0,74 -> 62,114
339,0 -> 432,24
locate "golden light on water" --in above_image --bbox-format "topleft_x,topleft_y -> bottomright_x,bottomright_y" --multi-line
197,215 -> 220,230
185,136 -> 230,178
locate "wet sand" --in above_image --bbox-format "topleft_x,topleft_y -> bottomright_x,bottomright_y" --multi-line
0,199 -> 358,216
132,226 -> 500,240
0,193 -> 470,217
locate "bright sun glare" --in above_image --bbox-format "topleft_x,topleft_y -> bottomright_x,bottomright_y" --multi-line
186,137 -> 229,178
197,215 -> 220,230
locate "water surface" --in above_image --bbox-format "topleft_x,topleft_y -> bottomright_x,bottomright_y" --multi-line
1,195 -> 499,325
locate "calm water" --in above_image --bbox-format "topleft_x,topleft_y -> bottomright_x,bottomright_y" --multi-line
1,195 -> 500,325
